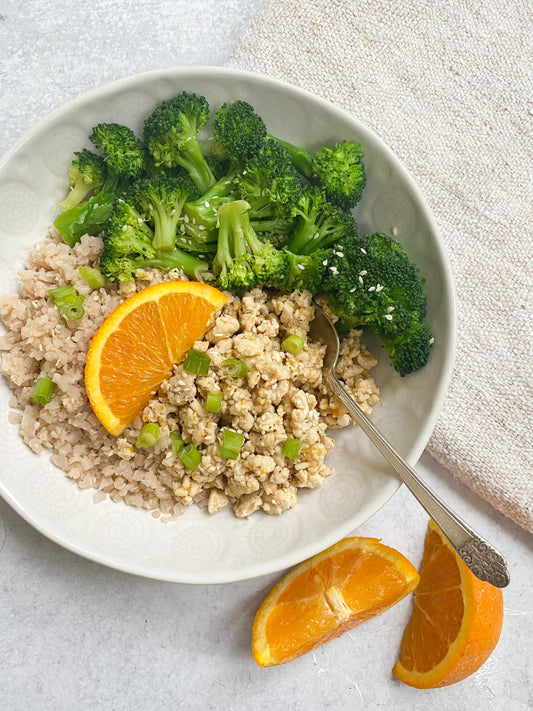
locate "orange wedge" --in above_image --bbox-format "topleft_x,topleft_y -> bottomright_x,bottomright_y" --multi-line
393,520 -> 504,688
85,280 -> 227,435
252,537 -> 420,667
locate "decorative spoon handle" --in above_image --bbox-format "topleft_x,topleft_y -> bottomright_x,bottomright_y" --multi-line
326,372 -> 510,588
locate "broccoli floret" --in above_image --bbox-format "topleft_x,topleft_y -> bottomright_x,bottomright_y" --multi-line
100,200 -> 209,283
237,138 -> 302,236
286,186 -> 357,255
322,231 -> 432,375
272,137 -> 366,209
212,200 -> 287,291
283,249 -> 328,293
143,92 -> 216,194
129,173 -> 198,251
59,149 -> 106,212
90,123 -> 145,180
183,168 -> 241,240
213,100 -> 267,163
311,141 -> 366,210
55,124 -> 146,246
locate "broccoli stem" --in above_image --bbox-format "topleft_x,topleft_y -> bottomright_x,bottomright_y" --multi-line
144,248 -> 209,281
173,136 -> 216,195
269,136 -> 313,177
151,202 -> 181,251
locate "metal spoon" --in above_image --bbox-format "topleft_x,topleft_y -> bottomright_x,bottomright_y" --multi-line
310,303 -> 510,588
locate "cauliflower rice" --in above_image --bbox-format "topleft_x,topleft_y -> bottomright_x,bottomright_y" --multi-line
0,230 -> 380,519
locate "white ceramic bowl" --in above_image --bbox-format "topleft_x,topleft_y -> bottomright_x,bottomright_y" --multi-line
0,67 -> 455,583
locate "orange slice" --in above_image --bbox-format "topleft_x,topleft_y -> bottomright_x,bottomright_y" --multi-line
252,537 -> 420,667
393,520 -> 504,688
85,280 -> 227,435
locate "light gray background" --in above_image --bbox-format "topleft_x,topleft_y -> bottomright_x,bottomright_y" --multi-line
0,2 -> 531,710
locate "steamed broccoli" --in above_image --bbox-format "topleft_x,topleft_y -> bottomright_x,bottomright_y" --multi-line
129,174 -> 198,251
322,231 -> 432,375
90,123 -> 146,180
54,123 -> 146,246
273,137 -> 366,210
59,149 -> 106,212
182,168 -> 241,242
286,186 -> 357,255
283,249 -> 328,293
143,92 -> 216,194
213,100 -> 267,163
99,200 -> 209,283
237,138 -> 302,237
212,200 -> 287,291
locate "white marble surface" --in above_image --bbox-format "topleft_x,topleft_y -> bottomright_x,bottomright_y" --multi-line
0,2 -> 531,710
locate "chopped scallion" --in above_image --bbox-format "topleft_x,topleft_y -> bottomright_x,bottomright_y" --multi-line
205,391 -> 223,413
220,428 -> 245,459
179,443 -> 202,470
136,422 -> 160,448
282,437 -> 303,459
281,334 -> 304,355
169,431 -> 185,454
221,357 -> 248,378
32,377 -> 55,405
79,266 -> 106,289
183,348 -> 211,376
49,285 -> 85,320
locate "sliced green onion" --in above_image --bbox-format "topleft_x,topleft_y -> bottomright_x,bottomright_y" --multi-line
58,302 -> 85,320
49,285 -> 85,320
219,428 -> 245,459
282,437 -> 303,459
79,266 -> 106,289
221,358 -> 248,378
179,443 -> 202,470
281,334 -> 304,355
205,391 -> 223,413
183,348 -> 211,376
32,377 -> 55,405
136,423 -> 160,448
169,431 -> 185,454
49,285 -> 78,303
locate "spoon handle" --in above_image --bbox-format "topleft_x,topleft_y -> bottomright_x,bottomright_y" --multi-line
326,372 -> 510,588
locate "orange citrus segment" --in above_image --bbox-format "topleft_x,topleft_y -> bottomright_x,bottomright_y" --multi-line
252,537 -> 420,667
85,280 -> 227,436
393,520 -> 504,688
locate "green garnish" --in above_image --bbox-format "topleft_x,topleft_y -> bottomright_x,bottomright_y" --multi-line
220,358 -> 248,378
179,443 -> 202,470
219,428 -> 245,459
32,377 -> 55,405
282,437 -> 303,459
205,391 -> 223,413
79,266 -> 106,289
136,423 -> 160,448
183,348 -> 211,376
281,334 -> 304,355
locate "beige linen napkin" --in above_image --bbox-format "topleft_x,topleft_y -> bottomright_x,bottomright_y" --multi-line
227,0 -> 533,531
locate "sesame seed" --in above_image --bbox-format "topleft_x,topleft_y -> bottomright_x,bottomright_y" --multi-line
192,218 -> 196,225
368,286 -> 376,292
387,306 -> 395,312
137,217 -> 143,224
376,284 -> 384,292
358,276 -> 364,284
359,270 -> 367,276
322,259 -> 328,266
183,214 -> 189,223
204,201 -> 210,208
360,248 -> 367,254
335,251 -> 344,258
148,204 -> 153,211
349,287 -> 356,293
298,264 -> 305,270
392,226 -> 398,236
170,208 -> 176,216
180,238 -> 188,244
313,232 -> 320,240
429,337 -> 435,344
179,224 -> 186,233
224,180 -> 231,184
385,314 -> 393,321
242,170 -> 247,175
121,225 -> 127,232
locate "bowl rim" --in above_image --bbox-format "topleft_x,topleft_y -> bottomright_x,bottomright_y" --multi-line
0,65 -> 456,583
